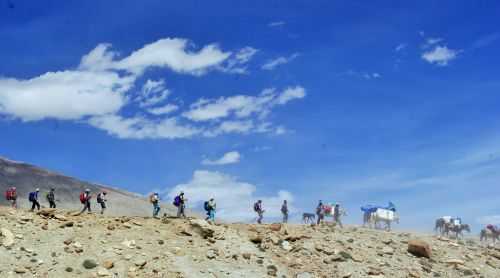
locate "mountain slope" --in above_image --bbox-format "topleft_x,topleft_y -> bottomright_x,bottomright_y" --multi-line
0,156 -> 175,216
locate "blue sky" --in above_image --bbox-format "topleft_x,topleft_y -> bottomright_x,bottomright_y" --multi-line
1,0 -> 500,230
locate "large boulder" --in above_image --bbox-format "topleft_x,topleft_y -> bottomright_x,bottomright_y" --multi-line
1,228 -> 15,248
407,239 -> 432,258
37,208 -> 57,217
189,219 -> 218,238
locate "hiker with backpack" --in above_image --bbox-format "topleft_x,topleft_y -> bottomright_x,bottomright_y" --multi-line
46,188 -> 56,208
174,192 -> 186,218
29,188 -> 41,211
316,200 -> 325,225
96,191 -> 107,214
254,200 -> 264,224
204,198 -> 216,222
281,200 -> 289,223
5,187 -> 17,209
77,189 -> 92,215
150,193 -> 160,218
333,203 -> 344,228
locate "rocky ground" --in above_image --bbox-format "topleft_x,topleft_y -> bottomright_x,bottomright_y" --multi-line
1,206 -> 500,278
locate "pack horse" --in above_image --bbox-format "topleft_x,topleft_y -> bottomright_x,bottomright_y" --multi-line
361,203 -> 399,231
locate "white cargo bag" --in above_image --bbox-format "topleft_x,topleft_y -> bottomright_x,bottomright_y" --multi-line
375,208 -> 395,221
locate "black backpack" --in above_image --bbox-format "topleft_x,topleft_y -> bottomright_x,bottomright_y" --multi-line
204,201 -> 210,211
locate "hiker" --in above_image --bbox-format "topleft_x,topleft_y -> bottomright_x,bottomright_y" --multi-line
46,188 -> 56,208
5,187 -> 17,209
78,189 -> 92,215
150,193 -> 161,218
96,191 -> 107,214
333,203 -> 343,228
29,188 -> 41,211
254,200 -> 264,224
281,200 -> 289,223
204,198 -> 216,222
316,200 -> 324,225
174,192 -> 186,218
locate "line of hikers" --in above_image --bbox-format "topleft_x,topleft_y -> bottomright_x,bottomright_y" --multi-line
4,187 -> 108,215
5,187 -> 343,226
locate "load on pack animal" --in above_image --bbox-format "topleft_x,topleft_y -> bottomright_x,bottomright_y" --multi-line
361,202 -> 399,231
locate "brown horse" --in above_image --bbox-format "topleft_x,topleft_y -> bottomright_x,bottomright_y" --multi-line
480,228 -> 500,243
443,223 -> 471,239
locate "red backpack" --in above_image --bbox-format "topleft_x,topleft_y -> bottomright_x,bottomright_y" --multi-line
79,192 -> 86,204
5,188 -> 16,200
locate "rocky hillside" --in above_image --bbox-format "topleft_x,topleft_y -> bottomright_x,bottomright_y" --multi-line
0,156 -> 176,216
1,207 -> 500,278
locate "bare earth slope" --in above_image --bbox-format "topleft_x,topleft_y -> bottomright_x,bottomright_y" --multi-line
1,207 -> 500,278
0,156 -> 177,216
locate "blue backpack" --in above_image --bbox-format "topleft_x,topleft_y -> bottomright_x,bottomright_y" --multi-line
28,192 -> 36,202
173,196 -> 181,207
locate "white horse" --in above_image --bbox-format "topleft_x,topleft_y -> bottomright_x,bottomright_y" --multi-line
363,209 -> 399,231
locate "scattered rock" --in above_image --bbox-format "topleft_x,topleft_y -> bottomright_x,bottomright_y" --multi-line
134,259 -> 147,268
269,223 -> 282,232
37,208 -> 56,217
267,265 -> 278,276
206,249 -> 217,259
1,228 -> 15,248
102,260 -> 114,269
189,219 -> 217,238
407,239 -> 432,258
296,272 -> 313,278
82,259 -> 98,269
14,267 -> 26,274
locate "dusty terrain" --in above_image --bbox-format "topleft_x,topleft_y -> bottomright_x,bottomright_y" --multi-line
1,206 -> 500,278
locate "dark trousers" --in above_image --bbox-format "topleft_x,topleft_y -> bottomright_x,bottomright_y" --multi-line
80,201 -> 91,214
31,200 -> 40,211
49,200 -> 56,208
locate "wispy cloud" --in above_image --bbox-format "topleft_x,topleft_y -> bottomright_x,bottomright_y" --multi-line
261,53 -> 299,70
183,86 -> 306,122
202,151 -> 241,165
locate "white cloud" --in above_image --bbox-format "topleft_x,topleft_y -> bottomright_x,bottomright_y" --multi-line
167,170 -> 294,221
115,38 -> 232,75
202,151 -> 241,165
422,46 -> 459,66
0,38 -> 301,139
275,86 -> 306,105
268,21 -> 286,28
88,115 -> 200,139
0,70 -> 132,121
261,53 -> 299,70
219,47 -> 258,74
183,86 -> 306,122
136,79 -> 171,108
147,104 -> 179,115
204,120 -> 255,137
477,215 -> 500,225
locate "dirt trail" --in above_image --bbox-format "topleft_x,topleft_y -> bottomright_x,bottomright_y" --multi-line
1,206 -> 500,277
